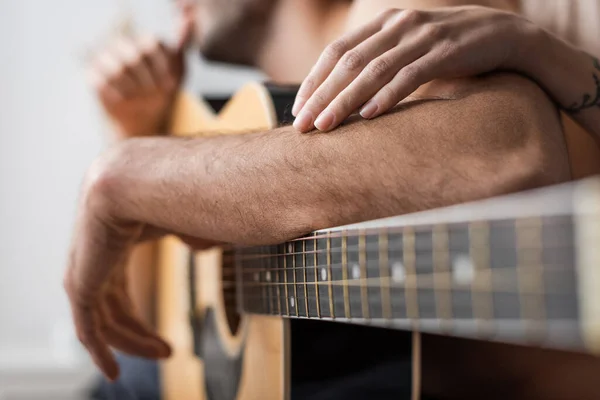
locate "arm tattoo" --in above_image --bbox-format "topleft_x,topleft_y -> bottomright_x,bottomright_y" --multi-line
565,56 -> 600,114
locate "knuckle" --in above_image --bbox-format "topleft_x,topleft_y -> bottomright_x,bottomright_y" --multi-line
300,76 -> 317,96
379,7 -> 401,21
401,9 -> 425,25
400,64 -> 421,83
323,39 -> 348,62
366,57 -> 392,79
422,23 -> 444,39
311,90 -> 328,107
340,50 -> 365,72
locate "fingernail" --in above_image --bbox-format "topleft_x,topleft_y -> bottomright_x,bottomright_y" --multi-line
360,101 -> 379,119
291,98 -> 305,117
314,110 -> 336,131
293,109 -> 314,132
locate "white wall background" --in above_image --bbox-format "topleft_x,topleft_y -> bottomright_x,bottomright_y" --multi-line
0,0 -> 262,396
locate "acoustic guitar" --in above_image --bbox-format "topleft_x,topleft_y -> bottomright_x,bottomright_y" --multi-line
157,82 -> 600,400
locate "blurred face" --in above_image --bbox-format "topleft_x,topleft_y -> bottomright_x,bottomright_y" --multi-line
179,0 -> 278,65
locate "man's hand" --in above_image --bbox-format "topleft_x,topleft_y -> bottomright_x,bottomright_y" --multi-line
65,71 -> 570,380
87,17 -> 194,138
64,152 -> 218,380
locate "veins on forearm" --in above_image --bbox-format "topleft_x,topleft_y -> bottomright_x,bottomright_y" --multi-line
565,56 -> 600,113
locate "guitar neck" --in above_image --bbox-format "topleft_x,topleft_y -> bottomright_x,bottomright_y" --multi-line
225,178 -> 600,354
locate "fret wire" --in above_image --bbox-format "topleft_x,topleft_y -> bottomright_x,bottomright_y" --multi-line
292,243 -> 299,317
379,231 -> 391,320
341,233 -> 350,319
314,235 -> 321,318
235,251 -> 243,313
433,225 -> 452,331
264,248 -> 272,315
516,217 -> 545,339
302,239 -> 309,318
327,236 -> 335,319
404,227 -> 418,327
470,221 -> 493,335
359,232 -> 370,320
274,247 -> 282,316
283,245 -> 290,317
227,256 -> 575,274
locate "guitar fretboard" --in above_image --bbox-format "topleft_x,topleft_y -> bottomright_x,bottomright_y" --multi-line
230,214 -> 578,322
219,178 -> 600,353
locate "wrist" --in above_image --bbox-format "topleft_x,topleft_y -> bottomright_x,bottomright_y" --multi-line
504,17 -> 548,78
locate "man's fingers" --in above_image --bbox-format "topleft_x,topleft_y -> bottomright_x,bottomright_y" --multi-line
104,292 -> 172,357
362,53 -> 435,120
100,300 -> 170,359
113,37 -> 157,90
175,10 -> 196,54
71,304 -> 119,381
87,68 -> 123,104
291,11 -> 389,118
94,51 -> 138,97
138,37 -> 173,89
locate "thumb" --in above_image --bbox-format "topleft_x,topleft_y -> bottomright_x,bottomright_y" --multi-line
175,13 -> 195,54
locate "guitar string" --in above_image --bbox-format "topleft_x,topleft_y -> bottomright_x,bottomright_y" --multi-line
224,216 -> 576,245
203,218 -> 580,255
211,268 -> 576,292
217,260 -> 574,274
220,238 -> 582,262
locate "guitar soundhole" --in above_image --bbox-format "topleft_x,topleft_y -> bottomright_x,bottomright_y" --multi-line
222,280 -> 241,335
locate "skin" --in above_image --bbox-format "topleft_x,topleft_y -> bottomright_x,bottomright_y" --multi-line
293,2 -> 600,137
69,70 -> 571,380
77,0 -> 598,388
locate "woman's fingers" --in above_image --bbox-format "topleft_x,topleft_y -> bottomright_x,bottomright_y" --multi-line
363,52 -> 437,119
298,24 -> 408,132
291,10 -> 393,118
310,21 -> 433,132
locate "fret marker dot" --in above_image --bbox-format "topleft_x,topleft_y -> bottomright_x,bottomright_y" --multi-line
453,255 -> 475,285
288,243 -> 294,253
254,272 -> 259,281
351,264 -> 361,279
290,296 -> 295,308
392,262 -> 406,283
321,268 -> 327,281
266,271 -> 272,282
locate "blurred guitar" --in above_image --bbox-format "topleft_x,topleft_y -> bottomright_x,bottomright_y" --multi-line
157,82 -> 600,400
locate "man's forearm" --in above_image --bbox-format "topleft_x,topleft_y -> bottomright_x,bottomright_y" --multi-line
95,75 -> 570,245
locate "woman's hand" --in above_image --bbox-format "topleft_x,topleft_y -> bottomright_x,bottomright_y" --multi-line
292,6 -> 536,132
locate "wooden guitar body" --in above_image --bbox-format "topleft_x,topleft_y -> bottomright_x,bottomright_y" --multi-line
159,84 -> 289,400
